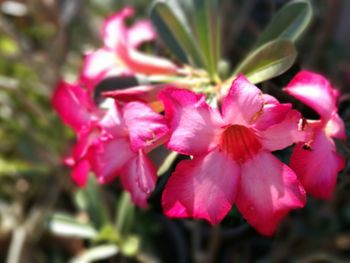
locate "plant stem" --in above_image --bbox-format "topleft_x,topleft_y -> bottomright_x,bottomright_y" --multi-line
6,226 -> 27,263
205,225 -> 221,263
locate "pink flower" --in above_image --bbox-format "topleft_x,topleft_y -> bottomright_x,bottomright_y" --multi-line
284,70 -> 346,199
52,80 -> 102,186
52,80 -> 168,207
159,75 -> 307,235
80,7 -> 179,90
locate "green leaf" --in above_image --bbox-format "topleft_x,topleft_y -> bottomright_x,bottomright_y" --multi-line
0,157 -> 45,176
120,235 -> 140,257
233,40 -> 297,84
168,0 -> 194,22
95,224 -> 120,243
70,245 -> 119,263
47,213 -> 97,239
74,175 -> 109,230
150,0 -> 205,67
256,0 -> 313,47
115,192 -> 135,236
193,0 -> 221,80
0,36 -> 19,56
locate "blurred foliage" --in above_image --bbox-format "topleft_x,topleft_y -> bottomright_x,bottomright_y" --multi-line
0,0 -> 349,262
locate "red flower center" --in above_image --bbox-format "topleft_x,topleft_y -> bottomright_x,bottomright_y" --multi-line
219,125 -> 261,164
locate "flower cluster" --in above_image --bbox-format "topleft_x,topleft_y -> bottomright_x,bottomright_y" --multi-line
52,7 -> 174,207
53,8 -> 346,235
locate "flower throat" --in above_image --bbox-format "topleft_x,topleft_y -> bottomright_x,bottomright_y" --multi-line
220,125 -> 261,164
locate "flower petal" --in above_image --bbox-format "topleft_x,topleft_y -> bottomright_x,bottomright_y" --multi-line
102,7 -> 178,75
222,75 -> 264,125
117,48 -> 179,75
122,102 -> 168,151
262,94 -> 279,104
236,151 -> 306,236
70,128 -> 98,162
80,48 -> 123,90
284,70 -> 337,121
127,20 -> 156,48
70,159 -> 90,187
254,103 -> 292,131
120,151 -> 157,207
52,80 -> 93,132
159,88 -> 223,155
98,101 -> 127,137
103,7 -> 134,50
90,137 -> 134,183
259,110 -> 306,151
290,128 -> 345,199
103,84 -> 165,104
162,149 -> 240,224
325,112 -> 346,140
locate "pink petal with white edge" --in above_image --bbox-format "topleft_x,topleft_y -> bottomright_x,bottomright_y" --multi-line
284,70 -> 337,121
259,110 -> 306,151
123,101 -> 169,151
71,159 -> 90,187
90,137 -> 134,184
103,7 -> 178,75
128,20 -> 156,48
52,81 -> 93,132
162,149 -> 240,224
120,151 -> 157,207
222,75 -> 264,125
103,7 -> 133,50
117,47 -> 179,75
80,48 -> 122,89
325,112 -> 346,139
254,103 -> 292,131
159,88 -> 223,155
237,151 -> 306,236
290,129 -> 345,199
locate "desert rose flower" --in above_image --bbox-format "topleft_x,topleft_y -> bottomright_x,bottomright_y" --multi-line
284,70 -> 346,199
52,80 -> 168,207
52,80 -> 102,186
159,75 -> 307,235
80,7 -> 179,90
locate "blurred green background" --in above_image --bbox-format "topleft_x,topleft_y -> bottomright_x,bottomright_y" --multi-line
0,0 -> 349,262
